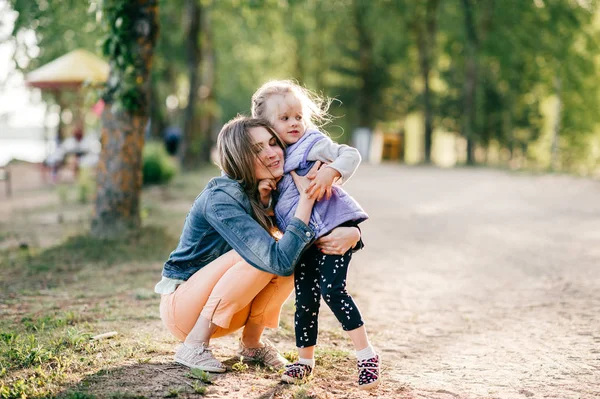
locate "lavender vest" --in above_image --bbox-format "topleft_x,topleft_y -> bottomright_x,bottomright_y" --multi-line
274,129 -> 368,239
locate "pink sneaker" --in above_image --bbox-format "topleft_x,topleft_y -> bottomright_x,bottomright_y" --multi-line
281,362 -> 313,383
357,355 -> 381,389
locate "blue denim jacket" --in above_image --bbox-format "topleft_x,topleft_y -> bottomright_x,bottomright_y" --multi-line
161,175 -> 316,281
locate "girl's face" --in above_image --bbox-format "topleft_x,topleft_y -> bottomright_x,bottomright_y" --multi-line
249,126 -> 285,180
266,93 -> 307,145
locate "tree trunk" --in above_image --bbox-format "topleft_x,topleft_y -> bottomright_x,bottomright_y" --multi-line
91,1 -> 159,238
92,109 -> 146,237
180,0 -> 201,170
54,90 -> 66,143
353,0 -> 374,129
198,3 -> 215,164
462,0 -> 478,165
550,75 -> 561,171
415,0 -> 439,164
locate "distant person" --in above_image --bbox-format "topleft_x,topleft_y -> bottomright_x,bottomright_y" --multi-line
163,126 -> 181,156
155,116 -> 361,373
251,80 -> 380,390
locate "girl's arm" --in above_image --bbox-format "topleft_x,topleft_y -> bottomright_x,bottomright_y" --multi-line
307,136 -> 361,184
305,136 -> 361,200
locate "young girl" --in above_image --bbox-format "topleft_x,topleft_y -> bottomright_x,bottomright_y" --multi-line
251,80 -> 381,390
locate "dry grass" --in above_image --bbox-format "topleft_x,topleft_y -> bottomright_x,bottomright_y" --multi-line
0,167 -> 395,399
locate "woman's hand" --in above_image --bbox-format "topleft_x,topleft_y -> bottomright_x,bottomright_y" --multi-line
257,178 -> 276,208
315,226 -> 361,255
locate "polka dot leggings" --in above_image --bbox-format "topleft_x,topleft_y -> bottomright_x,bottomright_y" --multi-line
294,245 -> 364,348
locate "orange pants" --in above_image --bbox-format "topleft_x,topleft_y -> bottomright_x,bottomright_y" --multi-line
160,250 -> 294,341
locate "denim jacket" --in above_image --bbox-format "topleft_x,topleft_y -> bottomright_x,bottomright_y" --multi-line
161,175 -> 316,281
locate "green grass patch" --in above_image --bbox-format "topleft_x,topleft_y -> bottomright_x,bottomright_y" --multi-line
0,167 -> 227,398
315,347 -> 351,368
0,226 -> 176,275
187,368 -> 212,384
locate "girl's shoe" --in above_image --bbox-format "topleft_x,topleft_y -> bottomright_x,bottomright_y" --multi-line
174,343 -> 226,373
281,362 -> 313,383
357,355 -> 380,389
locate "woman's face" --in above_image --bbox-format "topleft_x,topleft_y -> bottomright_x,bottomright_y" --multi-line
249,126 -> 285,180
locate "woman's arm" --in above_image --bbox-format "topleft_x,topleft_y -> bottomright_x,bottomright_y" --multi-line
205,166 -> 319,276
289,162 -> 320,224
314,226 -> 361,255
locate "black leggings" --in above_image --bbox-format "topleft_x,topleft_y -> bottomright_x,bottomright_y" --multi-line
294,245 -> 364,348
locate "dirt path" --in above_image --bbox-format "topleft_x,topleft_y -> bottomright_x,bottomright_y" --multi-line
340,165 -> 600,399
3,164 -> 599,398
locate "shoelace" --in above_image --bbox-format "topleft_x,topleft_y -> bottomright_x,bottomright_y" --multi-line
192,344 -> 212,356
356,357 -> 379,387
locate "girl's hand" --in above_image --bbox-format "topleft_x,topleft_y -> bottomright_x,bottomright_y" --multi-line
291,161 -> 322,200
315,226 -> 360,255
258,178 -> 276,208
306,167 -> 340,201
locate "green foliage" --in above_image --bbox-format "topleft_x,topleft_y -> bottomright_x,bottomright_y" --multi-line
142,142 -> 178,185
282,351 -> 299,363
191,381 -> 207,395
20,311 -> 81,333
6,0 -> 600,173
100,0 -> 159,113
164,388 -> 180,398
8,0 -> 98,70
0,315 -> 98,398
187,368 -> 212,384
231,356 -> 249,372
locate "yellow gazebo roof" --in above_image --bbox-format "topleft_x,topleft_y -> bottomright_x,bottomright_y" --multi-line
26,49 -> 109,89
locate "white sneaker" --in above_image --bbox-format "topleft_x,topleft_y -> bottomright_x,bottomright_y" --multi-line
174,343 -> 226,373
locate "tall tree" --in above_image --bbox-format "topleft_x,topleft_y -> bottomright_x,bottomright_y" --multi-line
197,2 -> 217,164
410,0 -> 440,163
461,0 -> 479,164
180,0 -> 202,170
91,0 -> 159,238
353,0 -> 376,131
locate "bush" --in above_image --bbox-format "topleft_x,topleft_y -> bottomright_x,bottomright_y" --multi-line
142,142 -> 178,185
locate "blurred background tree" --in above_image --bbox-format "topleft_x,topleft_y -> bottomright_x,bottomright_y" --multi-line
5,0 -> 600,233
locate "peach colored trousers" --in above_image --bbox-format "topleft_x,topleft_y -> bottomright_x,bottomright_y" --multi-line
160,250 -> 295,341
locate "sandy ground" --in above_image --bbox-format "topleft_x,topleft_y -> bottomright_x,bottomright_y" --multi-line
2,164 -> 599,398
341,165 -> 600,399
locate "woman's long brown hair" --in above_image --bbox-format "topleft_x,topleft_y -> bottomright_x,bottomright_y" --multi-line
215,116 -> 286,233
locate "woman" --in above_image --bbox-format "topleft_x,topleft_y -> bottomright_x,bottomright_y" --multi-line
155,116 -> 361,372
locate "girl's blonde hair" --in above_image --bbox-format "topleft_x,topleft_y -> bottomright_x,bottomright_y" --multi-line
216,115 -> 285,233
251,80 -> 333,130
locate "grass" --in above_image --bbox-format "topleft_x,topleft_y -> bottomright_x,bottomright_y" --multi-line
0,169 -> 203,399
0,167 -> 381,399
187,368 -> 212,384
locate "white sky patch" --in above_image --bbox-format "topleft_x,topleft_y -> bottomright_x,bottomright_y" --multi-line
0,6 -> 47,130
